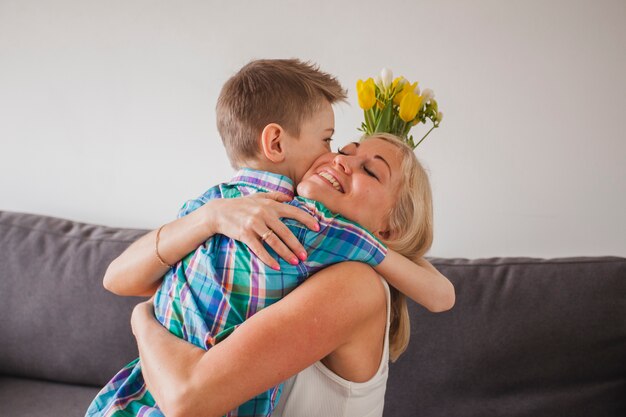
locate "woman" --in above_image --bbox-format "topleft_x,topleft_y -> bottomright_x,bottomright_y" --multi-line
106,134 -> 452,416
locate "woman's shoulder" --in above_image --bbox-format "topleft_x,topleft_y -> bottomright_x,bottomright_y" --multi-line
273,267 -> 390,416
283,261 -> 387,345
300,262 -> 386,317
310,263 -> 387,381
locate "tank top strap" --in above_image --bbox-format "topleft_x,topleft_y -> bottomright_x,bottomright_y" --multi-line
377,275 -> 391,377
272,274 -> 392,417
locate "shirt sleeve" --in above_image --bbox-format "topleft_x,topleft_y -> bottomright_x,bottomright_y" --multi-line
294,202 -> 388,271
176,184 -> 223,219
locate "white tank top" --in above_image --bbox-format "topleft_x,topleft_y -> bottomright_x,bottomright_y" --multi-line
272,277 -> 391,417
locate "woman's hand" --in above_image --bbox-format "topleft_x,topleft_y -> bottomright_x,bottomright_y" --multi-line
205,192 -> 319,269
130,297 -> 155,337
103,191 -> 318,297
130,296 -> 207,417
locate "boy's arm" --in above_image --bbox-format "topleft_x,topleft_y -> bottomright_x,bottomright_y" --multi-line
301,205 -> 454,312
374,251 -> 455,313
300,205 -> 388,272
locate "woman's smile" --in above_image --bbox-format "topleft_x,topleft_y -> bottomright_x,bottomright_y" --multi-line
317,170 -> 344,193
297,137 -> 403,235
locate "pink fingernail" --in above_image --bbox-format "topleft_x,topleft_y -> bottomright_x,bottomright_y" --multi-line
272,263 -> 281,271
314,223 -> 320,232
298,252 -> 307,261
290,257 -> 299,265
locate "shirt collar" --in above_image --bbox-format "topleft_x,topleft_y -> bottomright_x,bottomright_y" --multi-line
230,168 -> 295,198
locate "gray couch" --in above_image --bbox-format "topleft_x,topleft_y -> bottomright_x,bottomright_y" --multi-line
1,210 -> 624,417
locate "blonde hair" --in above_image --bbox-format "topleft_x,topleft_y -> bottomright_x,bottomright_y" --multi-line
361,133 -> 434,362
216,59 -> 347,168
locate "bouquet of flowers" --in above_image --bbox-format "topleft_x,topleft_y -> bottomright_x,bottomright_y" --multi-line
356,68 -> 443,149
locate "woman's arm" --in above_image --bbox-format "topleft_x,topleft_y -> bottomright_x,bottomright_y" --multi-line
103,202 -> 212,296
131,262 -> 384,417
104,192 -> 320,296
374,251 -> 455,312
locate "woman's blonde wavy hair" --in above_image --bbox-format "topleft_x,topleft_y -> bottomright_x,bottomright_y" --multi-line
361,133 -> 434,362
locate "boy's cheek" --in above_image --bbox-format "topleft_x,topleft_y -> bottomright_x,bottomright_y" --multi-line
297,157 -> 322,180
294,164 -> 313,186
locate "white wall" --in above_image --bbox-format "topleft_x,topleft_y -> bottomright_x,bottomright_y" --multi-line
1,0 -> 624,258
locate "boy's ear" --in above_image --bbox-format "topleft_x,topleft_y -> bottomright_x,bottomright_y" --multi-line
260,123 -> 287,163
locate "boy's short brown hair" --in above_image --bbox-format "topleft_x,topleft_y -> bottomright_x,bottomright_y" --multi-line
216,59 -> 347,167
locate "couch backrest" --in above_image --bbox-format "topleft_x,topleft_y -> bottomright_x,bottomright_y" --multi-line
384,256 -> 626,417
2,210 -> 625,415
0,211 -> 147,387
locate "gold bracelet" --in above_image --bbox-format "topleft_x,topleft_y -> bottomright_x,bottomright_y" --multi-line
155,224 -> 173,268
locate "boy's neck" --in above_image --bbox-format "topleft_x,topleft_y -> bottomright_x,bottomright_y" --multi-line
239,160 -> 296,185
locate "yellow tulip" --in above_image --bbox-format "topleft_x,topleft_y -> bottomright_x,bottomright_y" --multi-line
393,82 -> 418,106
399,92 -> 423,122
392,77 -> 406,92
356,78 -> 376,110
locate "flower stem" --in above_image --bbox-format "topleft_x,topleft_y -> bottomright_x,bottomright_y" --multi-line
414,125 -> 436,148
364,110 -> 374,133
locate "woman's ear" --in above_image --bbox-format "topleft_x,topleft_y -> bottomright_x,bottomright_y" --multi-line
375,229 -> 392,240
260,123 -> 287,163
375,211 -> 397,241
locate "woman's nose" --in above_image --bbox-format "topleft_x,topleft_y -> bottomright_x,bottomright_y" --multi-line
332,154 -> 352,174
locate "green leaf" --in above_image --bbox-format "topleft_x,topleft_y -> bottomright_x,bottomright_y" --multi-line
407,135 -> 415,149
374,101 -> 393,133
365,109 -> 375,133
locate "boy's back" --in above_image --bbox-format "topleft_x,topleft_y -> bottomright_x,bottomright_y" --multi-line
155,167 -> 387,348
87,167 -> 386,417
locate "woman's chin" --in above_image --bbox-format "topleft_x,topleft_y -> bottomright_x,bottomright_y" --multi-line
297,182 -> 331,207
296,183 -> 319,201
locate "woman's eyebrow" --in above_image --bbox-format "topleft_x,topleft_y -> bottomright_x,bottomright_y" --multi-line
374,155 -> 392,177
353,142 -> 390,176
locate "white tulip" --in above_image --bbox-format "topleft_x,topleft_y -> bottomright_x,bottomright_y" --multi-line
374,75 -> 383,90
421,88 -> 434,103
380,68 -> 393,89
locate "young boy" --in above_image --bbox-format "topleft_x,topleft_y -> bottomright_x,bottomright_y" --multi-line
86,59 -> 450,417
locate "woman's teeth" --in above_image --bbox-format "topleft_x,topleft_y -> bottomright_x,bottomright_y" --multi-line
318,171 -> 343,192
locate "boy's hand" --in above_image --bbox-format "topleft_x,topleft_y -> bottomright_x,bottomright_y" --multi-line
206,192 -> 320,270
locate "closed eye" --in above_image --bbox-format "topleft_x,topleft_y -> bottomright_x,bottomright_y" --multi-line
338,142 -> 358,155
364,166 -> 379,180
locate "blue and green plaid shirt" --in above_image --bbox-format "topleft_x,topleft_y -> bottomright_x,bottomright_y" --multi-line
86,168 -> 387,417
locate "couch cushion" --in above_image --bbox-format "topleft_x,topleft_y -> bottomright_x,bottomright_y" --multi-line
0,211 -> 147,387
0,376 -> 100,417
384,256 -> 626,417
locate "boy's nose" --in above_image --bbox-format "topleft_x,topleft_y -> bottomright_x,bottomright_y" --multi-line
332,154 -> 352,175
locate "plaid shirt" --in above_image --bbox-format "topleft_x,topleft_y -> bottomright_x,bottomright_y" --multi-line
86,168 -> 387,417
